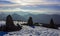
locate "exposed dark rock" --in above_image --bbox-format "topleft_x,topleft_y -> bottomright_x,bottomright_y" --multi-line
0,15 -> 22,32
27,17 -> 33,26
48,18 -> 58,29
42,18 -> 58,29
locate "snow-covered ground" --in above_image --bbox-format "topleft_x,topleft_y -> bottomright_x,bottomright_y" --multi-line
4,26 -> 60,36
0,21 -> 60,36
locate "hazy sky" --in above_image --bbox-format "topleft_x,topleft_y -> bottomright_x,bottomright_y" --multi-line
0,0 -> 60,14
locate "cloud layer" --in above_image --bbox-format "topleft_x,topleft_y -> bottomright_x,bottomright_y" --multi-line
0,0 -> 60,14
9,0 -> 60,5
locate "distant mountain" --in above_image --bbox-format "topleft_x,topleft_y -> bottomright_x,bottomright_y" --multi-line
0,12 -> 60,24
0,13 -> 26,21
52,14 -> 60,24
0,13 -> 7,20
11,13 -> 26,21
24,14 -> 51,24
24,14 -> 60,24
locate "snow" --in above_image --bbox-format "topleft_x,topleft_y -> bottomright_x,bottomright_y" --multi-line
3,26 -> 60,36
0,21 -> 6,26
0,21 -> 60,36
0,21 -> 27,26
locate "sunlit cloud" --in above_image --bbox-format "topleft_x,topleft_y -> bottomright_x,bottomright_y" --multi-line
8,0 -> 60,5
0,0 -> 59,6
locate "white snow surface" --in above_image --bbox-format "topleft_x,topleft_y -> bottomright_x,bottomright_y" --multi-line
4,26 -> 60,36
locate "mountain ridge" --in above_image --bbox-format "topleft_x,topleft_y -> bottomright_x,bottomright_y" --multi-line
0,12 -> 60,24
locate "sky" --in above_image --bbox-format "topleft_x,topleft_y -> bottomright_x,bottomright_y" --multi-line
0,0 -> 60,14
